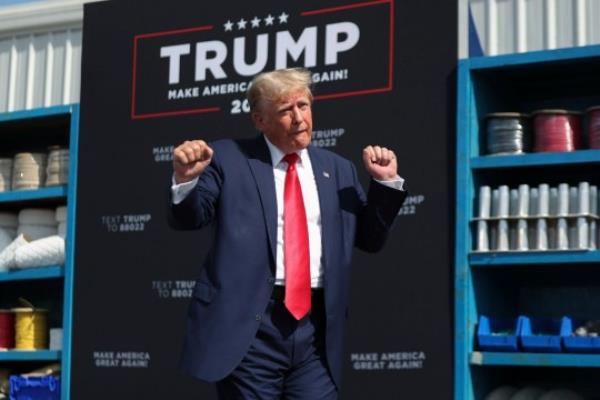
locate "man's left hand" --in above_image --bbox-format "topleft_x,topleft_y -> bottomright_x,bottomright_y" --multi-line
362,145 -> 398,181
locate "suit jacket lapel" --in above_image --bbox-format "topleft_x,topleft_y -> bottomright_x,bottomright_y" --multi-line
246,136 -> 278,269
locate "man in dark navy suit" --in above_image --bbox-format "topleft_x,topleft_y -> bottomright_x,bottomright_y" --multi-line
169,68 -> 407,399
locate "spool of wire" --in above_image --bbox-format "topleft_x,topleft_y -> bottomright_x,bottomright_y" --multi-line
0,158 -> 12,192
0,310 -> 14,349
532,109 -> 582,152
44,146 -> 69,187
587,105 -> 600,149
485,112 -> 531,155
13,307 -> 48,350
11,152 -> 47,191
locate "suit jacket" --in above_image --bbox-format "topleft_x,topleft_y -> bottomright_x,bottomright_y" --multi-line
168,135 -> 407,388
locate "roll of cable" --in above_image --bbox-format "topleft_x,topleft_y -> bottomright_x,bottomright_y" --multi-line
14,235 -> 65,269
17,225 -> 58,241
0,310 -> 14,349
55,206 -> 67,223
587,105 -> 600,149
485,113 -> 531,155
13,307 -> 48,350
0,213 -> 18,229
0,234 -> 29,271
18,209 -> 56,225
45,146 -> 69,187
11,152 -> 47,191
532,109 -> 582,152
0,158 -> 12,192
0,212 -> 18,250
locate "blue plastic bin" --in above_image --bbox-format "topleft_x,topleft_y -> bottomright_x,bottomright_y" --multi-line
519,316 -> 569,353
563,317 -> 600,353
477,315 -> 522,352
9,375 -> 60,400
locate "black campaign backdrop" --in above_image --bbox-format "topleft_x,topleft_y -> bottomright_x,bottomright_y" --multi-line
73,0 -> 455,398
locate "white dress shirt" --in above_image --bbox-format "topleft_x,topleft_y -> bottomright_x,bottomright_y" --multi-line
171,136 -> 405,289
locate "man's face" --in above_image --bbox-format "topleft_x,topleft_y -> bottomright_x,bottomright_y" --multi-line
252,90 -> 313,154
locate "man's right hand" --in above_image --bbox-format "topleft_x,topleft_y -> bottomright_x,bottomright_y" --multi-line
173,140 -> 214,184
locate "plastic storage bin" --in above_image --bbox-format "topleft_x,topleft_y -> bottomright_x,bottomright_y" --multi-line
563,318 -> 600,353
519,316 -> 569,353
9,375 -> 60,400
477,315 -> 522,352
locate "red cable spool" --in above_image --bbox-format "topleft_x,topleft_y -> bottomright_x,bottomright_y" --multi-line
532,109 -> 582,152
0,309 -> 15,349
587,106 -> 600,149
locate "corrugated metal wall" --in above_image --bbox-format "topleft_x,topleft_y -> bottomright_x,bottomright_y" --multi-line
469,0 -> 600,56
0,28 -> 82,112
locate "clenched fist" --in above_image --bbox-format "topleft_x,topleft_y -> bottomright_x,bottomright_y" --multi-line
362,145 -> 398,181
173,140 -> 214,184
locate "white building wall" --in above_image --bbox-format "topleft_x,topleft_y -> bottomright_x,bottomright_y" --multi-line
466,0 -> 600,57
0,0 -> 96,113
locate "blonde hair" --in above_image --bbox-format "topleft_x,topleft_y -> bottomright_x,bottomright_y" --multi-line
247,68 -> 313,112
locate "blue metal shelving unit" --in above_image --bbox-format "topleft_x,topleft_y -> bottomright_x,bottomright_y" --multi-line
0,186 -> 67,202
0,266 -> 64,281
0,104 -> 79,400
455,45 -> 600,399
470,352 -> 600,367
0,351 -> 61,362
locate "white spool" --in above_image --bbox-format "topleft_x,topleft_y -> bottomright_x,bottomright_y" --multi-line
497,220 -> 510,251
49,328 -> 63,351
590,221 -> 597,250
538,184 -> 550,216
0,212 -> 18,228
18,209 -> 56,225
578,182 -> 590,214
516,219 -> 529,250
58,223 -> 67,238
0,228 -> 15,252
478,186 -> 491,218
536,218 -> 548,250
558,183 -> 570,216
476,220 -> 489,251
557,218 -> 569,250
510,189 -> 519,217
529,188 -> 539,216
518,184 -> 529,217
576,217 -> 589,250
55,206 -> 67,223
498,185 -> 510,218
491,189 -> 500,217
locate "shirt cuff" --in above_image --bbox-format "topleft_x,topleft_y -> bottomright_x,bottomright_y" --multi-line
374,176 -> 405,191
171,175 -> 198,204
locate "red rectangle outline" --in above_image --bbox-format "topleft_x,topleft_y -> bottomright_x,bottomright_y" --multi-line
130,0 -> 393,119
130,24 -> 220,120
301,0 -> 394,101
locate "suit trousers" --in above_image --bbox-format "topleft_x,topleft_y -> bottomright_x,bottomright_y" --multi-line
216,291 -> 338,400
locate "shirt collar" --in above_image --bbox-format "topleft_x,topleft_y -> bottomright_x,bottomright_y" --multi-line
263,135 -> 308,167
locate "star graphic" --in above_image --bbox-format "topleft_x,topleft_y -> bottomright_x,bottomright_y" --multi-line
278,12 -> 289,24
264,14 -> 274,26
224,20 -> 233,31
251,16 -> 261,28
237,18 -> 247,30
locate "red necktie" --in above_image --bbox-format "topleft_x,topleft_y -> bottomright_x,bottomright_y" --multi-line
283,153 -> 311,320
